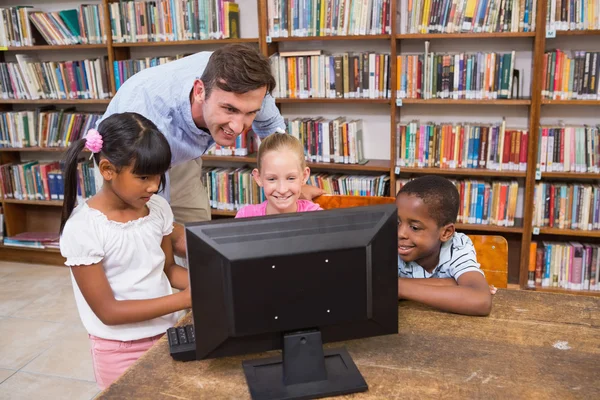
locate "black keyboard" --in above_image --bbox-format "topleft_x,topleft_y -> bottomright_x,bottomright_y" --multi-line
167,324 -> 196,362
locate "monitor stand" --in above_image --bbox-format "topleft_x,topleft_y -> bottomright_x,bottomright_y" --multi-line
242,329 -> 368,400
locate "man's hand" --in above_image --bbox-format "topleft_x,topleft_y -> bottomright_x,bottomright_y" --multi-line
300,185 -> 325,201
171,222 -> 187,258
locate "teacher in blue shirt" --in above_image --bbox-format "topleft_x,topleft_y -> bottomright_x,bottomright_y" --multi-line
97,44 -> 323,256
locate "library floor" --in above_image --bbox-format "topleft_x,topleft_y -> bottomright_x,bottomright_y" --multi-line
0,261 -> 100,400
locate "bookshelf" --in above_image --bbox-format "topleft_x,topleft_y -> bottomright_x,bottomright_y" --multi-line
0,0 -> 599,296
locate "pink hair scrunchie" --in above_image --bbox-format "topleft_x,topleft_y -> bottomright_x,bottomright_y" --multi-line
85,129 -> 103,153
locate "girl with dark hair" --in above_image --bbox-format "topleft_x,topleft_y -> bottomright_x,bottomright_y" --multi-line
59,112 -> 191,390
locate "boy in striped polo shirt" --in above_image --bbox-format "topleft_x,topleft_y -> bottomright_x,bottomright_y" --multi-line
396,175 -> 493,316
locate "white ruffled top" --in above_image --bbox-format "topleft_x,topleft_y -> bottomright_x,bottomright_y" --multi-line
60,195 -> 183,341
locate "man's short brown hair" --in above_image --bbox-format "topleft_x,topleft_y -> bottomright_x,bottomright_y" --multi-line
201,44 -> 276,98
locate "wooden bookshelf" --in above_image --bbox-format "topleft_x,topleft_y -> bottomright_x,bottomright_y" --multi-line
536,228 -> 600,238
275,98 -> 390,104
0,244 -> 64,265
541,99 -> 600,106
5,44 -> 108,51
396,32 -> 536,39
455,224 -> 523,234
271,35 -> 390,42
554,30 -> 600,36
0,99 -> 111,105
0,147 -> 69,152
540,172 -> 600,180
112,38 -> 259,47
399,99 -> 531,105
211,209 -> 237,217
202,154 -> 390,172
2,199 -> 63,206
397,167 -> 527,178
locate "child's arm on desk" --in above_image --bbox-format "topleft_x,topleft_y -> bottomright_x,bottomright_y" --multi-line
407,278 -> 497,294
398,272 -> 492,316
161,234 -> 190,290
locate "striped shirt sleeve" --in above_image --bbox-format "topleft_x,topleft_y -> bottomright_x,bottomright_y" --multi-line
446,233 -> 484,280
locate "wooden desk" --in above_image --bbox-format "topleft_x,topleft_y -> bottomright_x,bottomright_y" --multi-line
97,290 -> 600,399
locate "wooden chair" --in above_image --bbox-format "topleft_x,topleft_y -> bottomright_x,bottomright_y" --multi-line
312,195 -> 508,288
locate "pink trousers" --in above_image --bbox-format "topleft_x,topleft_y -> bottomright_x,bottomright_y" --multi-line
89,333 -> 164,390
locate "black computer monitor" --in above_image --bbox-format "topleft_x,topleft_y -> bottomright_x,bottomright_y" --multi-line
185,204 -> 398,400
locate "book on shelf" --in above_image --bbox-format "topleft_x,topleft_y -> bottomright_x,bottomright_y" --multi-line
0,159 -> 96,202
397,43 -> 518,100
203,167 -> 390,211
547,0 -> 600,31
114,55 -> 188,91
108,0 -> 242,42
270,51 -> 391,99
396,119 -> 528,171
267,0 -> 391,38
286,117 -> 367,164
534,241 -> 600,291
398,0 -> 538,34
204,130 -> 258,157
542,50 -> 600,100
3,231 -> 60,249
533,182 -> 599,231
1,56 -> 112,100
537,124 -> 599,173
396,177 -> 524,227
0,4 -> 106,47
0,110 -> 102,149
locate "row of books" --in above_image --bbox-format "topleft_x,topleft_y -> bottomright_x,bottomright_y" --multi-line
308,173 -> 390,197
266,0 -> 391,38
0,5 -> 105,47
205,130 -> 260,156
0,110 -> 102,149
395,120 -> 528,171
286,117 -> 366,164
0,160 -> 96,202
3,232 -> 60,250
204,167 -> 390,210
547,0 -> 600,31
114,55 -> 186,91
397,47 -> 518,100
531,241 -> 600,291
537,125 -> 599,173
109,0 -> 241,42
270,51 -> 391,99
398,0 -> 538,34
542,50 -> 600,100
1,56 -> 112,101
396,178 -> 523,227
532,182 -> 599,231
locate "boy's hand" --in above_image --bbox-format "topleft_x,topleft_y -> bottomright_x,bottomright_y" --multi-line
489,285 -> 497,295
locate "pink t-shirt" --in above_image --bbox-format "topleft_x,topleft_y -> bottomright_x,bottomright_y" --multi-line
235,200 -> 322,218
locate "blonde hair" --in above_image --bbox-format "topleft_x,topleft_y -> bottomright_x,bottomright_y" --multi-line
257,133 -> 306,171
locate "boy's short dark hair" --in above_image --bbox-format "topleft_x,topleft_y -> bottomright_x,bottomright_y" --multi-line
201,44 -> 276,98
397,175 -> 459,227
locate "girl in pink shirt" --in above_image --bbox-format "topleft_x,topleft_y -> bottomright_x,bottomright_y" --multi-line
235,134 -> 322,218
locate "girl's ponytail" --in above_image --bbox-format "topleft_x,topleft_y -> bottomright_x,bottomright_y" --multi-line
60,137 -> 92,234
59,129 -> 102,234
